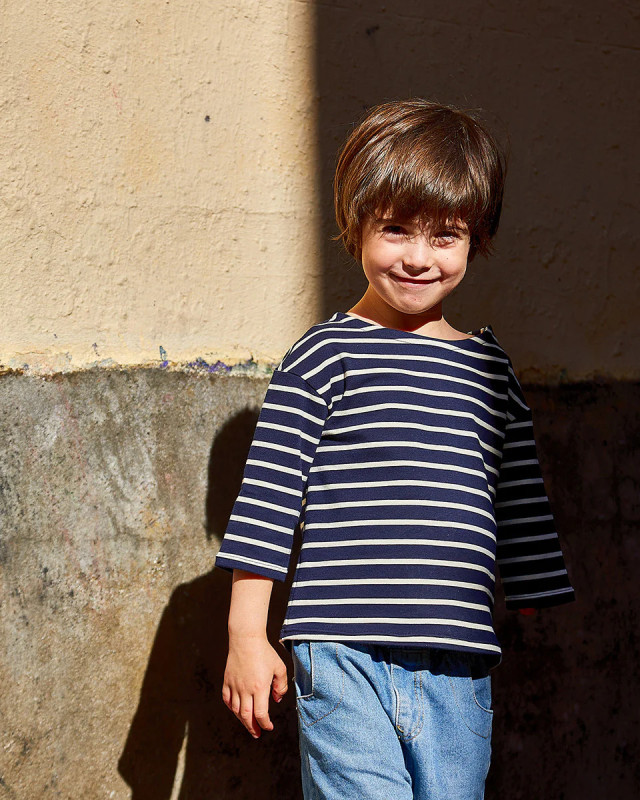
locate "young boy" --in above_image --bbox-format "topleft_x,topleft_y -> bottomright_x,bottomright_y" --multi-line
215,99 -> 575,799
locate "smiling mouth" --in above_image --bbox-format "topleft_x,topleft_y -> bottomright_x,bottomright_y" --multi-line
392,275 -> 435,284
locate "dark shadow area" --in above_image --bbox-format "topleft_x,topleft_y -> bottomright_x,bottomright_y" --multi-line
315,1 -> 515,320
314,2 -> 638,345
118,408 -> 304,800
315,3 -> 639,797
204,407 -> 262,543
118,3 -> 638,796
480,382 -> 639,798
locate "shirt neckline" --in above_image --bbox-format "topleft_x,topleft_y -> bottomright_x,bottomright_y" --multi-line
335,311 -> 493,346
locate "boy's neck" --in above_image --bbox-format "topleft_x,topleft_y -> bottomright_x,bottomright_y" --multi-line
347,295 -> 470,340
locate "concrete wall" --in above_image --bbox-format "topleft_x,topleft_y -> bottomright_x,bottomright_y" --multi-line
1,373 -> 638,797
1,0 -> 639,798
2,1 -> 638,378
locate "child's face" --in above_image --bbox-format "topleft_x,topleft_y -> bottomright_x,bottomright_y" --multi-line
358,215 -> 471,321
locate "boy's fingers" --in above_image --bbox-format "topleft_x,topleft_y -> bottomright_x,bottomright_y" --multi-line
272,667 -> 288,701
271,672 -> 289,703
253,700 -> 274,731
272,684 -> 287,702
222,684 -> 231,707
239,701 -> 260,738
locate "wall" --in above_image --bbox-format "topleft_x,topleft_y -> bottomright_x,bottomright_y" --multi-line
1,373 -> 638,798
1,0 -> 319,373
1,1 -> 638,798
314,0 -> 639,382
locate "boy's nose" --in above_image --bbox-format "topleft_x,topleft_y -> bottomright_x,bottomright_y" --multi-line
403,237 -> 433,269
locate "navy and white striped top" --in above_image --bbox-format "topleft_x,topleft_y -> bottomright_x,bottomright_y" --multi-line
215,311 -> 574,665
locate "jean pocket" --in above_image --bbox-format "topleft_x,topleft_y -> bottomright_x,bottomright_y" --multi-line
471,673 -> 492,714
292,641 -> 344,727
444,652 -> 493,739
292,641 -> 314,700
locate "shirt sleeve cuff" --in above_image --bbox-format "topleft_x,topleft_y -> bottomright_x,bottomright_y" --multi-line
214,553 -> 289,582
505,588 -> 576,611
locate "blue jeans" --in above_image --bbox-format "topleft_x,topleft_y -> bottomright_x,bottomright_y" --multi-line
291,641 -> 492,800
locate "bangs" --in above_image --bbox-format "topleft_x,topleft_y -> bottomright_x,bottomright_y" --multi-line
359,154 -> 484,235
353,128 -> 496,241
334,100 -> 505,260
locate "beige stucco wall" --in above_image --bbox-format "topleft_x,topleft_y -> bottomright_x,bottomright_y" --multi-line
1,1 -> 638,381
1,0 -> 319,374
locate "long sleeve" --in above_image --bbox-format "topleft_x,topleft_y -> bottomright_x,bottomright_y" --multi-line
495,362 -> 575,610
214,367 -> 329,581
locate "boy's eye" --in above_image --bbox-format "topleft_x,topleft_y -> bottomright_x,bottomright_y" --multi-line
434,230 -> 459,240
432,230 -> 463,245
381,225 -> 407,236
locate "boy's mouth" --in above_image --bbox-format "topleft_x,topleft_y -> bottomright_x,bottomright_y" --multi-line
391,274 -> 435,285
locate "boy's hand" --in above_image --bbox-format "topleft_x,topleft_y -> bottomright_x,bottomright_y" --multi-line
222,634 -> 289,739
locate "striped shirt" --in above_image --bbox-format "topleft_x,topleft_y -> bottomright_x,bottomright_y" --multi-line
214,311 -> 575,666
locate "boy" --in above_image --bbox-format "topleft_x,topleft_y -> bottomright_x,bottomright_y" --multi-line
215,99 -> 575,799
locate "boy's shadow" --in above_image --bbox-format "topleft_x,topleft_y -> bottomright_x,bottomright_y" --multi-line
118,409 -> 303,800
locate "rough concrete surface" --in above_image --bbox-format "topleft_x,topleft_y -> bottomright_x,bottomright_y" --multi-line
0,370 -> 638,798
0,370 -> 299,798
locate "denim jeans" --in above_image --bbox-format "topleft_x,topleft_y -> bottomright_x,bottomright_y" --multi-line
291,641 -> 492,800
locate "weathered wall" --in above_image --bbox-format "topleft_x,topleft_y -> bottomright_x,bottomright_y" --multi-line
0,369 -> 300,798
1,373 -> 638,797
0,0 -> 319,372
1,0 -> 639,798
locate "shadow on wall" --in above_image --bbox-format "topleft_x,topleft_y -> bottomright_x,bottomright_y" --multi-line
315,1 -> 638,354
118,410 -> 304,800
118,2 -> 638,797
313,9 -> 640,794
314,0 -> 519,318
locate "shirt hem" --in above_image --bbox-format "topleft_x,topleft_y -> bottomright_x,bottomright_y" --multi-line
278,632 -> 503,670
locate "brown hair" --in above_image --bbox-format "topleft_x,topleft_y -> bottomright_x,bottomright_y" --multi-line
334,99 -> 506,262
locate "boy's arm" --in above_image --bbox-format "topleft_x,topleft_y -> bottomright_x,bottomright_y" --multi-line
216,365 -> 330,735
222,569 -> 289,739
495,362 -> 575,610
214,367 -> 329,580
